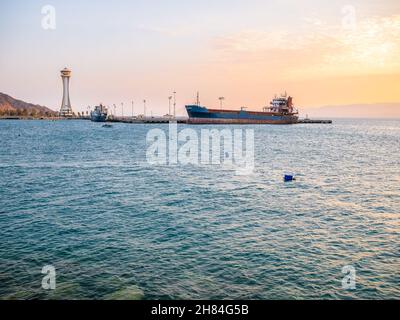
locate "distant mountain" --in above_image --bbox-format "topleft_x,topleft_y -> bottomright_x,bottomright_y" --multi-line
301,103 -> 400,119
0,92 -> 57,116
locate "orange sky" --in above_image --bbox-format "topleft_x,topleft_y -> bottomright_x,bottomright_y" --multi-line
1,1 -> 400,116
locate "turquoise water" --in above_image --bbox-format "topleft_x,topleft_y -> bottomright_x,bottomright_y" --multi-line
0,119 -> 399,300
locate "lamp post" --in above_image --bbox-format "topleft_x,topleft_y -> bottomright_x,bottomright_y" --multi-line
144,100 -> 146,118
113,104 -> 116,118
168,96 -> 172,116
131,100 -> 134,118
173,91 -> 176,119
121,102 -> 124,118
219,97 -> 225,110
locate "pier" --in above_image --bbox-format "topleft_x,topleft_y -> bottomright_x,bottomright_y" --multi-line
298,119 -> 332,124
107,116 -> 187,124
0,116 -> 333,124
107,117 -> 333,124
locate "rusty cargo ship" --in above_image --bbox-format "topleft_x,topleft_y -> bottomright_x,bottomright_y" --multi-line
186,93 -> 299,124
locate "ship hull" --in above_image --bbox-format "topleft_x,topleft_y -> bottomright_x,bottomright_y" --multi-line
186,105 -> 298,125
187,117 -> 297,124
90,114 -> 107,122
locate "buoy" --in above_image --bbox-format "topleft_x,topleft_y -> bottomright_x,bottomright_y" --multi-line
284,175 -> 295,182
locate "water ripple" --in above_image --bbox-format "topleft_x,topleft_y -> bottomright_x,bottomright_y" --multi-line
0,119 -> 399,300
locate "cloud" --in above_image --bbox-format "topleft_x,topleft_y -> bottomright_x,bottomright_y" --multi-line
328,15 -> 400,71
211,15 -> 400,80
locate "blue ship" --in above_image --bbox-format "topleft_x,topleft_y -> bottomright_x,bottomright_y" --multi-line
90,104 -> 108,122
186,93 -> 299,124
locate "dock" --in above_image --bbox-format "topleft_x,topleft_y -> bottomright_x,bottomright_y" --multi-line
1,116 -> 332,124
107,116 -> 187,124
107,117 -> 333,124
298,119 -> 332,124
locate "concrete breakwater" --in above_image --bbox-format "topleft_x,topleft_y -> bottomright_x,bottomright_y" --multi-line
298,119 -> 333,124
107,116 -> 188,124
0,116 -> 332,124
108,117 -> 332,124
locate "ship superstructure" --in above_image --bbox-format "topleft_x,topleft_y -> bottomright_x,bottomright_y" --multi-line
90,104 -> 108,122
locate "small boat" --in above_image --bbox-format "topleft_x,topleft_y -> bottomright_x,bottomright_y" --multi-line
102,124 -> 113,128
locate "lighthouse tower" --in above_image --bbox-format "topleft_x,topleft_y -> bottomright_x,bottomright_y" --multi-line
59,67 -> 74,117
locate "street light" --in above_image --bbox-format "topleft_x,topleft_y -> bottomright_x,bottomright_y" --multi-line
143,100 -> 146,118
173,91 -> 176,119
131,100 -> 134,118
219,97 -> 225,109
121,102 -> 124,118
168,96 -> 172,116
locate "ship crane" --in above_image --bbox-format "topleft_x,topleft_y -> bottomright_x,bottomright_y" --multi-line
196,92 -> 200,106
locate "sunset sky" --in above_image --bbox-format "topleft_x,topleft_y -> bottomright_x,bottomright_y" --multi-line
0,0 -> 399,116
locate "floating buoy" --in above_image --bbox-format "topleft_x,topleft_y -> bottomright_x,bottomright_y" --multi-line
284,175 -> 296,182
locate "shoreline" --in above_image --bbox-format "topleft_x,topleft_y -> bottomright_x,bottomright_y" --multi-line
0,116 -> 89,121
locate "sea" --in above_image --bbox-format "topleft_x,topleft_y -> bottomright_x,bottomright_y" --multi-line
0,119 -> 399,300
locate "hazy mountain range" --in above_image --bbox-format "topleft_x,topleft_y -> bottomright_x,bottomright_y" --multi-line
0,92 -> 56,115
302,103 -> 400,119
